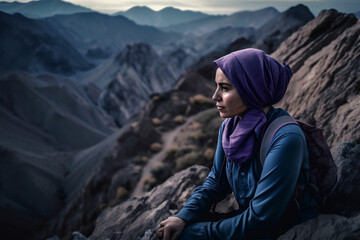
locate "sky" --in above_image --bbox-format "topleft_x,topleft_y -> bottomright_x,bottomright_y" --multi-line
4,0 -> 360,15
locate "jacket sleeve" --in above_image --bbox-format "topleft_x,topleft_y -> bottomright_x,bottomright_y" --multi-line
205,127 -> 307,239
175,121 -> 232,223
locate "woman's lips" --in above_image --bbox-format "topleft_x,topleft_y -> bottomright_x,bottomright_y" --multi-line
217,105 -> 225,110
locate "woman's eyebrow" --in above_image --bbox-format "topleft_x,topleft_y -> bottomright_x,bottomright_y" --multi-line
219,82 -> 232,87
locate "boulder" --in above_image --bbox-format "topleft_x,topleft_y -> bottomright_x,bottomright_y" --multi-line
324,143 -> 360,217
89,165 -> 209,240
279,142 -> 360,239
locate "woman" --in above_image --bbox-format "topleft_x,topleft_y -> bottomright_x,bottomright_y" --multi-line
157,48 -> 317,240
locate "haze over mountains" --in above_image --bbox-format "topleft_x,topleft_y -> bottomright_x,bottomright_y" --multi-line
0,0 -> 92,18
0,1 -> 359,239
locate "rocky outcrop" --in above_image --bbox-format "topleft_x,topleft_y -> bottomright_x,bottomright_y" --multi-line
89,165 -> 209,240
279,142 -> 360,239
273,10 -> 359,150
324,143 -> 360,217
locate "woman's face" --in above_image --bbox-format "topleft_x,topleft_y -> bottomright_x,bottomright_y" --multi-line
212,68 -> 248,118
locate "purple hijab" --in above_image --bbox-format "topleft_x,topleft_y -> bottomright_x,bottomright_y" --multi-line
214,48 -> 293,164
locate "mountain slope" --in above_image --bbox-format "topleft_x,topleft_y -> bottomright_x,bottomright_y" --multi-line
273,10 -> 359,150
0,71 -> 117,239
0,11 -> 93,75
0,0 -> 93,18
114,6 -> 209,27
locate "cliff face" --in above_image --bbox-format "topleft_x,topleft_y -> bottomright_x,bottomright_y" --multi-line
273,10 -> 359,150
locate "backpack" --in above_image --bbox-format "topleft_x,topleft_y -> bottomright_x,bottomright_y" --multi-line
260,115 -> 338,207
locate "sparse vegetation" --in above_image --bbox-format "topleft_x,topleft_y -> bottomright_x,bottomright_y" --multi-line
116,187 -> 128,201
204,148 -> 215,161
150,142 -> 163,152
133,156 -> 148,165
142,176 -> 157,191
174,115 -> 185,124
131,121 -> 139,128
166,146 -> 179,158
175,151 -> 205,171
152,95 -> 160,101
152,118 -> 161,126
189,94 -> 213,105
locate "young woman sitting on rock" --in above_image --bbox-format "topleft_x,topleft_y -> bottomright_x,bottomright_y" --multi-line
157,48 -> 318,240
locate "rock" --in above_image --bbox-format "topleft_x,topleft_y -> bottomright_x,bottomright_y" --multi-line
324,143 -> 360,217
279,143 -> 360,239
278,214 -> 360,240
273,10 -> 360,151
89,165 -> 209,240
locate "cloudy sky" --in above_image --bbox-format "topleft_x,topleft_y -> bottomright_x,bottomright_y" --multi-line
5,0 -> 360,15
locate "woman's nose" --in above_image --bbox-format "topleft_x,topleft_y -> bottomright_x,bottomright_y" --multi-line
212,89 -> 221,101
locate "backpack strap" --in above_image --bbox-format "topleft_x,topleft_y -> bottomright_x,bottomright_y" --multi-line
260,115 -> 298,166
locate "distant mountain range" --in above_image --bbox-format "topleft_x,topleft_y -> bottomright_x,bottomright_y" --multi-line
0,0 -> 93,18
42,12 -> 180,56
114,6 -> 209,27
0,10 -> 180,75
161,7 -> 280,35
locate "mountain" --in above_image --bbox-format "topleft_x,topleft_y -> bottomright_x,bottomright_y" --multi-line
0,71 -> 117,239
42,12 -> 181,56
114,6 -> 209,27
161,7 -> 279,35
81,43 -> 195,126
0,0 -> 93,18
0,11 -> 93,75
254,4 -> 314,53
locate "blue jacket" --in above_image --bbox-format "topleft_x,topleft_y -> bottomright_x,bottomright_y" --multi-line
175,107 -> 317,239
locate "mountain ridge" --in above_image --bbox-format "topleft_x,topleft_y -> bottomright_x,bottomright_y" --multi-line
114,5 -> 209,27
0,0 -> 93,18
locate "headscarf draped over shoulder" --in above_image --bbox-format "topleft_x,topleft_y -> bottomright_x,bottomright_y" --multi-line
214,48 -> 293,164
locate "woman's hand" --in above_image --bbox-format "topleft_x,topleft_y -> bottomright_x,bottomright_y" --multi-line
157,216 -> 186,240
